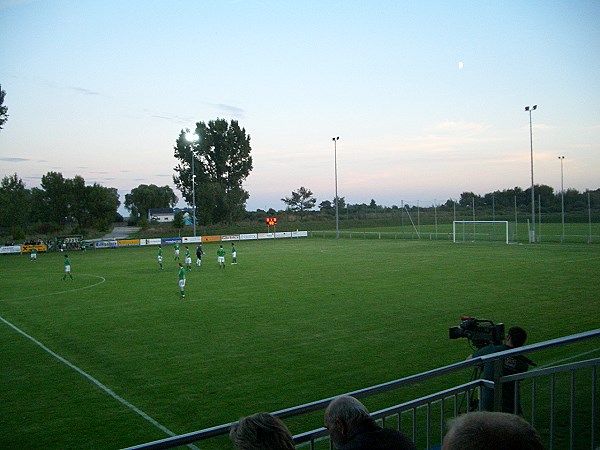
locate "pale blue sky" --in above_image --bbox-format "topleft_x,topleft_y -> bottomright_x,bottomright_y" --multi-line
1,0 -> 599,212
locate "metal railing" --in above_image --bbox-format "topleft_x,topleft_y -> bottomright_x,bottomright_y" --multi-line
124,329 -> 599,450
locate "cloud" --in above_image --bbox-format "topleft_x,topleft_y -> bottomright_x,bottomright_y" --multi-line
428,120 -> 491,135
0,157 -> 29,162
211,103 -> 245,118
67,86 -> 102,96
150,114 -> 191,124
43,79 -> 104,97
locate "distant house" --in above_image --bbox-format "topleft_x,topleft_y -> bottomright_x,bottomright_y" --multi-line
148,208 -> 194,224
148,208 -> 174,223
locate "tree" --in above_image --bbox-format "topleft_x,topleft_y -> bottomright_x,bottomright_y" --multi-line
0,84 -> 8,130
66,175 -> 89,230
319,200 -> 333,212
459,191 -> 481,207
282,186 -> 316,221
125,184 -> 177,223
173,118 -> 253,225
173,211 -> 184,235
34,172 -> 120,230
40,171 -> 70,225
86,184 -> 120,231
0,173 -> 30,229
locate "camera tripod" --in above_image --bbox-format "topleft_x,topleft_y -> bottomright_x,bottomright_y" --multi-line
458,366 -> 482,414
458,355 -> 537,415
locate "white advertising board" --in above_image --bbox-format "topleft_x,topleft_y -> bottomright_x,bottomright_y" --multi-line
182,236 -> 203,244
140,238 -> 162,246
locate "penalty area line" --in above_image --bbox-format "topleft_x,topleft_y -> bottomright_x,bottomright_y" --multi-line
0,315 -> 199,450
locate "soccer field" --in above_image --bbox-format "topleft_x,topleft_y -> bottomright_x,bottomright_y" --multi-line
1,238 -> 599,449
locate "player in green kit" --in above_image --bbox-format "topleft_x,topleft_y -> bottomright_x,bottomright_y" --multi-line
174,243 -> 180,260
63,254 -> 73,280
231,242 -> 237,265
157,245 -> 163,270
184,246 -> 192,271
178,263 -> 186,299
30,247 -> 37,261
217,245 -> 226,269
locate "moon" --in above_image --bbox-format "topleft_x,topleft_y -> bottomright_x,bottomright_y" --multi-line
458,61 -> 464,70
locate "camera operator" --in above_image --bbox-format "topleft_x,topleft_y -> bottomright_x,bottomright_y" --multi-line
467,326 -> 529,414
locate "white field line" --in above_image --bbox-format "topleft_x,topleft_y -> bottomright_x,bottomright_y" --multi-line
0,286 -> 200,449
0,274 -> 107,303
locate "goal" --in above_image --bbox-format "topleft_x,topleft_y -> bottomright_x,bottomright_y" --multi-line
453,221 -> 509,244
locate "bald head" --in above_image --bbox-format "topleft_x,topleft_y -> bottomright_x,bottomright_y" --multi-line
442,412 -> 544,450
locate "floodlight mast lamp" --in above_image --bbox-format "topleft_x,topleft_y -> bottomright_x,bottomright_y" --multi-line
333,136 -> 340,239
185,131 -> 199,237
525,105 -> 537,243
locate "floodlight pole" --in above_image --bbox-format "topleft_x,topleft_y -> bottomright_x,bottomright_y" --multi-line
185,130 -> 199,237
333,136 -> 340,239
192,157 -> 196,237
525,105 -> 537,243
559,156 -> 565,242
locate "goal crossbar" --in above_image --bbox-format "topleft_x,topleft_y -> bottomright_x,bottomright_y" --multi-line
453,220 -> 509,244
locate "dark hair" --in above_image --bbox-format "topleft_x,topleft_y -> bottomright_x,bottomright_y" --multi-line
508,327 -> 527,347
230,412 -> 295,450
443,411 -> 543,450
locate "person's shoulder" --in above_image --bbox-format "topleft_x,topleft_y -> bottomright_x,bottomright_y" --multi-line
473,343 -> 505,356
349,427 -> 417,450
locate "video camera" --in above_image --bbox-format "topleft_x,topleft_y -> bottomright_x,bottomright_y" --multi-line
448,316 -> 505,349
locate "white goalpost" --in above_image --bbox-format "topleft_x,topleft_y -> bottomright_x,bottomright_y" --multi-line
453,221 -> 510,244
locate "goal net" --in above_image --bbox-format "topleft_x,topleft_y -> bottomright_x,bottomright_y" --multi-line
453,221 -> 509,244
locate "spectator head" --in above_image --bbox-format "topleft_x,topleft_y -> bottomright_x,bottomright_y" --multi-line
324,396 -> 371,446
229,412 -> 295,450
507,327 -> 528,348
442,411 -> 544,450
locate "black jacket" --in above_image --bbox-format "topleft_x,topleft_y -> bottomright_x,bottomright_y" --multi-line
336,418 -> 417,450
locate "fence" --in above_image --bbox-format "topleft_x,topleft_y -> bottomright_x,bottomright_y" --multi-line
309,222 -> 600,244
124,329 -> 599,450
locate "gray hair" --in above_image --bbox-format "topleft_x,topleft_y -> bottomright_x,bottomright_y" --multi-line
324,396 -> 371,429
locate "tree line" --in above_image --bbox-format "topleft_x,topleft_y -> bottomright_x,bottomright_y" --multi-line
0,172 -> 120,239
282,185 -> 600,221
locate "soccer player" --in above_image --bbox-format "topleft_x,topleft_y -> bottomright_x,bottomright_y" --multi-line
157,245 -> 163,270
30,247 -> 37,261
231,242 -> 237,265
63,254 -> 73,280
174,243 -> 180,260
184,246 -> 192,271
178,262 -> 186,299
217,244 -> 226,269
196,244 -> 203,267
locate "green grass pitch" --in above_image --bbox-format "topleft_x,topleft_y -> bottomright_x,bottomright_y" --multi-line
1,239 -> 599,449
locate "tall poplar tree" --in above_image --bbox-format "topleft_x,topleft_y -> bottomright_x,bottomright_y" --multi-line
173,118 -> 253,224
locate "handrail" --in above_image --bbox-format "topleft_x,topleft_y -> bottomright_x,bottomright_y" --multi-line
122,329 -> 599,450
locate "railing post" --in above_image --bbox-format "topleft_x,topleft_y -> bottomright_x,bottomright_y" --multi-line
493,358 -> 504,411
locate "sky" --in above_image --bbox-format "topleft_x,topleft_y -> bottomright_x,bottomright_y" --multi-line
1,0 -> 599,214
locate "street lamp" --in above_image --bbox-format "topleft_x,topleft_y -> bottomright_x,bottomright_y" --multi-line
185,131 -> 198,237
332,136 -> 340,239
525,105 -> 537,243
559,156 -> 565,242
